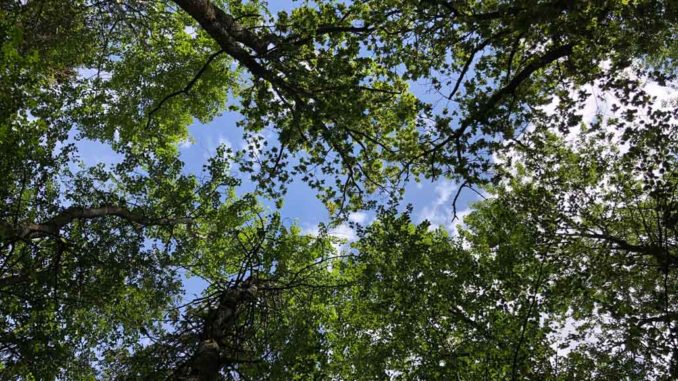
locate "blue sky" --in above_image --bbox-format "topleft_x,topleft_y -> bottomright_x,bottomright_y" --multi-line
179,0 -> 479,232
72,0 -> 481,236
70,75 -> 480,299
172,103 -> 479,232
73,92 -> 479,302
71,0 -> 482,298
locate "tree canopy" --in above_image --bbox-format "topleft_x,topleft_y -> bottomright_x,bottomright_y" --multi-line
0,0 -> 676,379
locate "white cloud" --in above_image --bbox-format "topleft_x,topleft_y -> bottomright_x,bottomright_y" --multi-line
301,224 -> 320,237
179,138 -> 193,149
184,26 -> 196,38
201,134 -> 232,159
417,180 -> 471,234
330,223 -> 357,242
417,180 -> 456,222
218,135 -> 232,149
300,222 -> 357,242
348,211 -> 369,225
76,66 -> 111,81
301,221 -> 360,254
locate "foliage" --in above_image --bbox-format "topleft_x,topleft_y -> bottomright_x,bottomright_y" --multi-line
0,0 -> 676,380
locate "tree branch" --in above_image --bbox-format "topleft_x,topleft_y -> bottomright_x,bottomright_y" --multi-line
172,0 -> 296,95
426,43 -> 574,156
146,49 -> 226,129
0,205 -> 193,241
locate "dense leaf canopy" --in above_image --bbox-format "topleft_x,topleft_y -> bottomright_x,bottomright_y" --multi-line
0,0 -> 676,380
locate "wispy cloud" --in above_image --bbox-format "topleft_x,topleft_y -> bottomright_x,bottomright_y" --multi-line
348,211 -> 370,225
417,180 -> 471,234
179,138 -> 193,149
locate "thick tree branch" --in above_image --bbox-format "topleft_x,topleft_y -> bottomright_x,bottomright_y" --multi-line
426,43 -> 574,157
171,0 -> 378,99
172,0 -> 269,54
171,0 -> 296,95
637,312 -> 678,326
567,232 -> 677,267
0,205 -> 193,241
484,43 -> 573,114
170,282 -> 260,381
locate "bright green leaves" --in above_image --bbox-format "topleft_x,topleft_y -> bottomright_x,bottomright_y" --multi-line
237,29 -> 420,213
100,201 -> 348,380
72,2 -> 240,158
306,207 -> 558,380
1,0 -> 677,379
332,214 -> 473,379
487,101 -> 678,378
346,0 -> 678,190
49,0 -> 675,216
